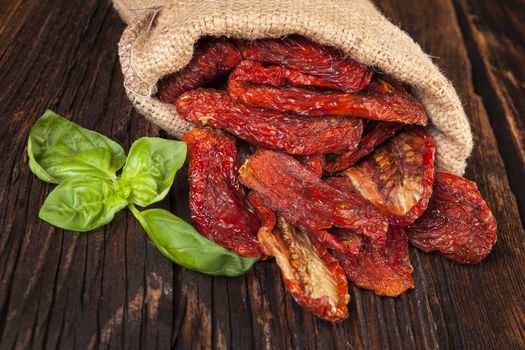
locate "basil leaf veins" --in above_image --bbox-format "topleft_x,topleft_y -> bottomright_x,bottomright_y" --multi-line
130,206 -> 257,276
28,110 -> 126,183
121,137 -> 186,207
29,110 -> 256,277
39,175 -> 129,231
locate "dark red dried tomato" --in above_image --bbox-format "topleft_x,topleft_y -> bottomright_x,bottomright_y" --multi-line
342,128 -> 435,226
158,37 -> 242,104
335,226 -> 414,297
176,89 -> 363,155
327,228 -> 363,256
259,217 -> 350,322
324,121 -> 404,174
324,176 -> 369,204
235,36 -> 372,92
405,172 -> 497,264
238,149 -> 388,252
230,60 -> 340,90
183,128 -> 262,258
247,191 -> 276,230
228,76 -> 428,126
324,176 -> 373,255
297,154 -> 325,178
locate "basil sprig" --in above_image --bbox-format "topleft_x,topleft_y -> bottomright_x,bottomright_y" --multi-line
28,110 -> 257,276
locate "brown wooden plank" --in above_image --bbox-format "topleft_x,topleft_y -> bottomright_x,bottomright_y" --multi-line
374,0 -> 525,348
0,1 -> 174,349
0,0 -> 523,349
452,0 -> 525,227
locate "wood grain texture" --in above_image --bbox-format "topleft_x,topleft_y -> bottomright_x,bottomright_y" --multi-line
453,0 -> 525,224
0,0 -> 523,349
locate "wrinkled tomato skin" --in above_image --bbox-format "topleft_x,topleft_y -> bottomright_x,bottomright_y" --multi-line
297,154 -> 324,178
235,36 -> 372,92
247,191 -> 276,230
406,172 -> 497,264
228,77 -> 428,126
335,226 -> 414,297
183,128 -> 263,258
343,127 -> 436,227
239,150 -> 388,252
230,60 -> 340,90
158,37 -> 242,103
176,89 -> 363,155
324,121 -> 404,174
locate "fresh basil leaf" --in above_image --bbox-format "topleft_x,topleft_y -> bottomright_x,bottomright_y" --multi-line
39,176 -> 129,231
121,137 -> 186,207
130,206 -> 257,276
28,110 -> 126,183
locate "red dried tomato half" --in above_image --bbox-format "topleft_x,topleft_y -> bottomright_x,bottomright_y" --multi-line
248,193 -> 350,321
235,36 -> 372,92
183,128 -> 262,258
229,60 -> 341,90
342,127 -> 435,226
176,89 -> 363,155
228,75 -> 428,126
405,171 -> 497,264
258,216 -> 350,322
335,226 -> 414,297
158,37 -> 242,103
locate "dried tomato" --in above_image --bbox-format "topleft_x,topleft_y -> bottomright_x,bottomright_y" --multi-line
297,154 -> 324,178
324,176 -> 374,255
158,37 -> 242,104
238,149 -> 388,253
324,121 -> 404,174
405,172 -> 497,264
228,76 -> 428,126
261,217 -> 350,322
183,128 -> 262,258
249,193 -> 349,321
230,60 -> 340,90
176,89 -> 363,155
342,128 -> 435,226
327,227 -> 364,256
335,226 -> 414,297
235,36 -> 372,92
247,191 -> 276,230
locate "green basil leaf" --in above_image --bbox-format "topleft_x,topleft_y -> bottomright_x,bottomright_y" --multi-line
39,176 -> 129,231
130,206 -> 257,276
28,110 -> 126,183
121,137 -> 186,207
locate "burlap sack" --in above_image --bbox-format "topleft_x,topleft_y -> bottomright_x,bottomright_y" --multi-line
114,0 -> 473,175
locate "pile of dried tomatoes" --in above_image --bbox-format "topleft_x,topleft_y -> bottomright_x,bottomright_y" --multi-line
158,36 -> 497,322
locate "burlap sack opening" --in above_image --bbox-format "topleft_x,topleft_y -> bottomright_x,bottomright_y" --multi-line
115,0 -> 473,175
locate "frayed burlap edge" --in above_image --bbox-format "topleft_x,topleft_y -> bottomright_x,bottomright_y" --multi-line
117,3 -> 473,175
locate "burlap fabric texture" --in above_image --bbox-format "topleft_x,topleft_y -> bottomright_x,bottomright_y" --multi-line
114,0 -> 473,175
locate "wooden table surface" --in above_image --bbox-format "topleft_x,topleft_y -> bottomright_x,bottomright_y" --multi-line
1,0 -> 524,349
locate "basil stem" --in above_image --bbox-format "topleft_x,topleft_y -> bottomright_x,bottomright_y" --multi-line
28,110 -> 257,277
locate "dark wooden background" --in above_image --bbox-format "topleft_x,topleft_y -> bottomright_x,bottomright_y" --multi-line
0,0 -> 524,349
